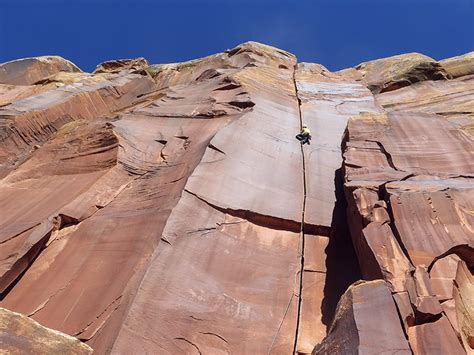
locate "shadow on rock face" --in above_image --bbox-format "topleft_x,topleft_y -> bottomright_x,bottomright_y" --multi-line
321,168 -> 362,329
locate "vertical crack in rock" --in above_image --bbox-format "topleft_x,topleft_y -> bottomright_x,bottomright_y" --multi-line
320,166 -> 363,328
3,45 -> 473,355
292,64 -> 307,355
379,184 -> 415,267
268,290 -> 296,354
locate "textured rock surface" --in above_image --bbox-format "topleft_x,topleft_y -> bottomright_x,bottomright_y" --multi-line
0,56 -> 81,85
0,307 -> 92,354
440,51 -> 474,78
312,280 -> 411,354
454,261 -> 474,352
93,58 -> 149,74
338,53 -> 449,94
341,47 -> 473,354
0,43 -> 472,354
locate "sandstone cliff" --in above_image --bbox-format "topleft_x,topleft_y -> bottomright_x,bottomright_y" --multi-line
0,43 -> 472,354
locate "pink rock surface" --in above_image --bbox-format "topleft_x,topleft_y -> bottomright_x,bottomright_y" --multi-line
408,316 -> 465,354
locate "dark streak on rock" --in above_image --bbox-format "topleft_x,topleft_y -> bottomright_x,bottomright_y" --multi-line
174,337 -> 202,355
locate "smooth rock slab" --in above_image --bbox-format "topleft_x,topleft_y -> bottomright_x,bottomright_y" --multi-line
186,64 -> 303,226
389,188 -> 474,267
408,315 -> 465,354
312,280 -> 411,354
295,64 -> 381,230
112,191 -> 300,354
296,235 -> 329,354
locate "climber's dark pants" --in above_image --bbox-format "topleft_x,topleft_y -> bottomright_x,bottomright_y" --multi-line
296,134 -> 311,145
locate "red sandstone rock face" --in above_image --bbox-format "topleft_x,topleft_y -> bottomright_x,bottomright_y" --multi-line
0,43 -> 472,354
337,50 -> 473,354
313,280 -> 411,354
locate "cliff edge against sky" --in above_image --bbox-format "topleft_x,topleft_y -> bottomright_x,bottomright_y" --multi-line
0,42 -> 473,354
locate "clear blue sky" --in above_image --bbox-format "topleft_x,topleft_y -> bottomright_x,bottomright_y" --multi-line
1,0 -> 473,72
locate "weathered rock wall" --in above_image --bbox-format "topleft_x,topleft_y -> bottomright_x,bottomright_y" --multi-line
0,44 -> 472,354
326,51 -> 474,354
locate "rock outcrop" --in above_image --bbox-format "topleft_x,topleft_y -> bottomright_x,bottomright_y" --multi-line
0,307 -> 92,354
312,280 -> 411,354
0,56 -> 81,85
454,261 -> 474,352
0,42 -> 472,354
339,47 -> 473,354
440,52 -> 474,79
93,58 -> 150,74
338,53 -> 449,93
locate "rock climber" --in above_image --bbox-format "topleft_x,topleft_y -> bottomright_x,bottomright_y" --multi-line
296,124 -> 311,145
